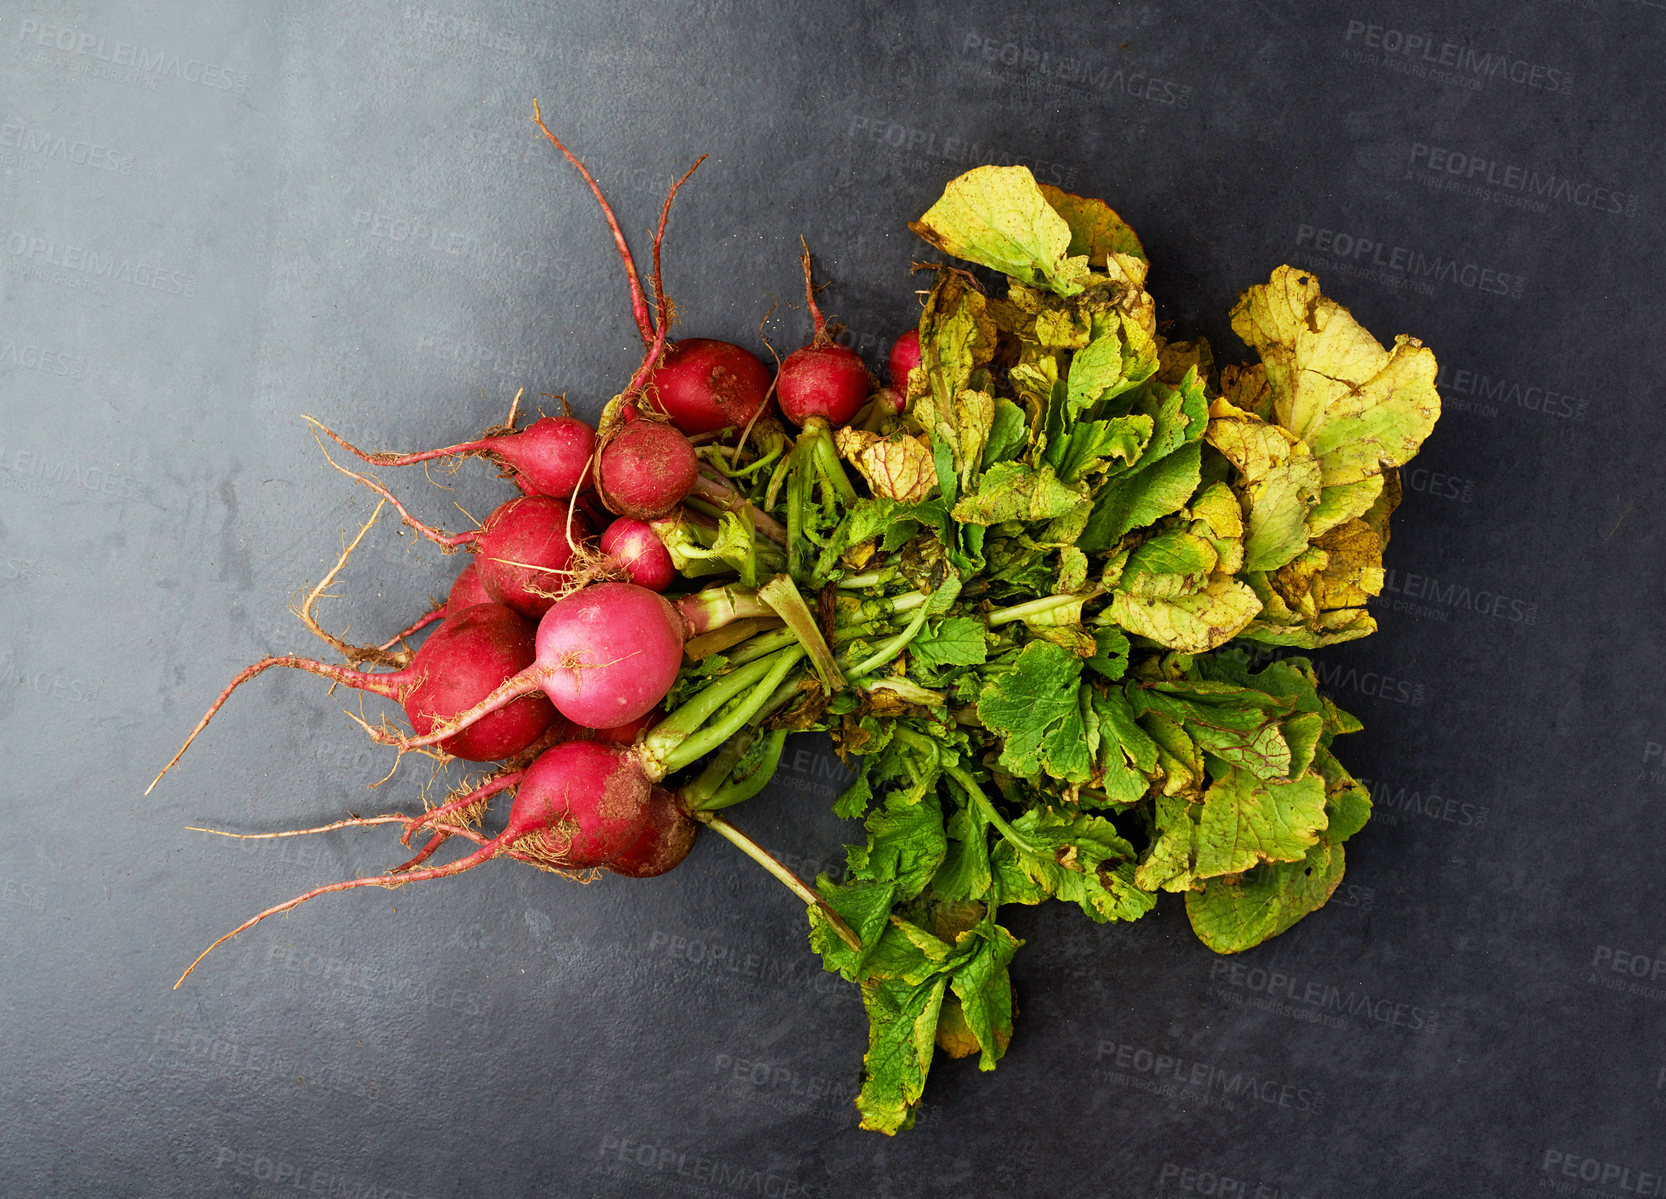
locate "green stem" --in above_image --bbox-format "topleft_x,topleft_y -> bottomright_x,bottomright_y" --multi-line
697,812 -> 861,952
846,595 -> 935,678
641,650 -> 791,768
689,729 -> 789,812
659,650 -> 805,775
986,589 -> 1100,628
943,762 -> 1043,856
809,422 -> 859,505
758,573 -> 844,692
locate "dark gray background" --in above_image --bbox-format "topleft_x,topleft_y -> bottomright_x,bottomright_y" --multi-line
2,1 -> 1659,1196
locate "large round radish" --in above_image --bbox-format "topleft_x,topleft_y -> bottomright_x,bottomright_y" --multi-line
647,339 -> 773,434
474,495 -> 593,620
510,741 -> 654,867
535,582 -> 685,728
597,421 -> 699,519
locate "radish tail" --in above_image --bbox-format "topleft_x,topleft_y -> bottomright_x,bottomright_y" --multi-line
530,102 -> 655,348
174,837 -> 507,988
147,656 -> 412,796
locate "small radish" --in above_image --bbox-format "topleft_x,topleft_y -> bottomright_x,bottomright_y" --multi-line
776,242 -> 871,428
147,602 -> 558,793
596,420 -> 699,520
606,785 -> 697,878
307,414 -> 597,501
887,328 -> 921,392
647,338 -> 773,434
472,495 -> 593,620
599,517 -> 675,591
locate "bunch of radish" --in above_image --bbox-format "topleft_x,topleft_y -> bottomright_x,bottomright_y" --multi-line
154,104 -> 910,983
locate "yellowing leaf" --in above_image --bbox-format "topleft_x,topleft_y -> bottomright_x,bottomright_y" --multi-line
910,165 -> 1092,296
1108,576 -> 1262,652
1230,265 -> 1441,489
836,428 -> 938,503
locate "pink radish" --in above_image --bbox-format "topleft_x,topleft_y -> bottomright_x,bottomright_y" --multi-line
599,517 -> 674,591
534,582 -> 686,728
596,420 -> 700,520
147,602 -> 558,793
647,338 -> 773,434
776,242 -> 871,428
346,581 -> 779,752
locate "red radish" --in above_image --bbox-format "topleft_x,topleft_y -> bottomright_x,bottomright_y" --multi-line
597,421 -> 699,519
776,242 -> 871,428
599,517 -> 674,591
445,562 -> 494,614
647,339 -> 773,434
401,604 -> 559,761
887,328 -> 921,392
307,414 -> 597,501
473,495 -> 593,620
515,741 -> 654,866
174,740 -> 654,985
607,785 -> 697,878
146,602 -> 557,793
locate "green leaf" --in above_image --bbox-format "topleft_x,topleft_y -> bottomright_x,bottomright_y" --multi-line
1108,575 -> 1262,653
1136,680 -> 1295,781
1053,416 -> 1153,485
910,616 -> 989,672
855,972 -> 950,1134
848,788 -> 947,903
1078,441 -> 1203,554
981,398 -> 1029,469
948,924 -> 1021,1070
1230,265 -> 1441,490
990,808 -> 1157,923
978,641 -> 1094,784
1193,767 -> 1328,879
809,878 -> 898,981
1184,837 -> 1347,953
933,804 -> 993,901
1037,182 -> 1147,267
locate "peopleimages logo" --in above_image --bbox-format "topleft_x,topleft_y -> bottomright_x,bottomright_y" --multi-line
1410,143 -> 1639,217
1294,224 -> 1525,298
1343,20 -> 1574,94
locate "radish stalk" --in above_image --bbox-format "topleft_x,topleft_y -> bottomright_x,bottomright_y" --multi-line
697,812 -> 861,952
